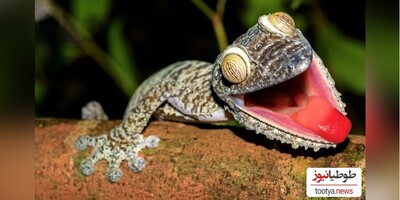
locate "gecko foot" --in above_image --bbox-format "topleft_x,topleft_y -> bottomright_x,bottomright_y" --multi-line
75,130 -> 160,182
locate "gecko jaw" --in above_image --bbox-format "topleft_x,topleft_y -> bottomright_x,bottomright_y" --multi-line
229,55 -> 351,145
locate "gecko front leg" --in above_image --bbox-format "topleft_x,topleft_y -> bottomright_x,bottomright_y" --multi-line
75,79 -> 186,182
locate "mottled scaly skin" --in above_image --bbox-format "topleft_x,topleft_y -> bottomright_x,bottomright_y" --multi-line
123,61 -> 230,123
75,14 -> 346,182
75,61 -> 230,182
211,20 -> 340,151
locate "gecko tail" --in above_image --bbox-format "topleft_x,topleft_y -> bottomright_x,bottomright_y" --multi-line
81,100 -> 109,120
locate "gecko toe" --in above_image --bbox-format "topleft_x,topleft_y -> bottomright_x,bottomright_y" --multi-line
80,159 -> 95,176
145,135 -> 160,148
106,167 -> 123,182
128,156 -> 146,172
75,136 -> 89,151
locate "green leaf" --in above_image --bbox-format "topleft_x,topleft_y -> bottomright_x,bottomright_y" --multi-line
107,19 -> 138,95
240,0 -> 309,29
290,0 -> 308,10
60,43 -> 83,65
71,0 -> 111,34
315,24 -> 365,95
291,13 -> 307,32
240,0 -> 285,28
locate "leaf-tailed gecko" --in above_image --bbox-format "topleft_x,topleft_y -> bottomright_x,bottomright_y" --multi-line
75,12 -> 351,182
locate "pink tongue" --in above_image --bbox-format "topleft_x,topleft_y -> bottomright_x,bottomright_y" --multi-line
291,96 -> 351,143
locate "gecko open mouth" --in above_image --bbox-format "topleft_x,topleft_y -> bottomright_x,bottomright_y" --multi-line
230,56 -> 352,144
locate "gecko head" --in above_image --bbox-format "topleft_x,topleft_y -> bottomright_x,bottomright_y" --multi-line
211,12 -> 352,150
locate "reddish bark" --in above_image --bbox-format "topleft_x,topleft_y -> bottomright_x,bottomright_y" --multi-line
35,118 -> 365,199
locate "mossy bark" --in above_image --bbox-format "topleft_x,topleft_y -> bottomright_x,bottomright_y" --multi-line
35,118 -> 365,199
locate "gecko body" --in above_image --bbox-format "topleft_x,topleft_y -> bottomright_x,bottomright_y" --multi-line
76,12 -> 351,182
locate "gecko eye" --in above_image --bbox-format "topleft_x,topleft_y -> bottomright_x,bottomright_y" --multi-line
220,47 -> 251,84
258,12 -> 295,36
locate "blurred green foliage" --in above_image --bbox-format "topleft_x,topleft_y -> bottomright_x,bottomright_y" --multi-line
35,0 -> 138,111
315,22 -> 365,96
107,19 -> 138,96
71,0 -> 111,35
35,0 -> 365,125
107,18 -> 138,92
240,0 -> 308,31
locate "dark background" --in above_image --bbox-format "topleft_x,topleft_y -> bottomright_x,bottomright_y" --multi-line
35,0 -> 366,134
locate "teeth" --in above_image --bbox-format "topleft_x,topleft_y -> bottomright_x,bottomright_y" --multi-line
228,104 -> 336,151
312,52 -> 347,114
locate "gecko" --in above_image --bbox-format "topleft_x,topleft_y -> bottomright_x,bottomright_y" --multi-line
75,12 -> 352,182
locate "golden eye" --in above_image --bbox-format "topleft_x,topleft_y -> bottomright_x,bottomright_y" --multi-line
258,12 -> 296,36
269,12 -> 295,35
220,47 -> 250,84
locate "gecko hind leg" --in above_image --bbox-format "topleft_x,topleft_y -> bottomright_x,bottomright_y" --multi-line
75,128 -> 160,182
